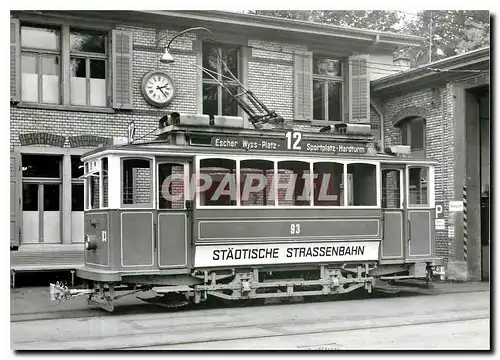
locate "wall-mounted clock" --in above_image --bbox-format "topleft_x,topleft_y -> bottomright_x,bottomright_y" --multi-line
141,70 -> 176,107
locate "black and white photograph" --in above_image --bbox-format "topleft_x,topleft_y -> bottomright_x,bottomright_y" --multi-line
8,4 -> 491,351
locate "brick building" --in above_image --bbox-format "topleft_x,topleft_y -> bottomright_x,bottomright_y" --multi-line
9,10 -> 425,274
371,47 -> 490,281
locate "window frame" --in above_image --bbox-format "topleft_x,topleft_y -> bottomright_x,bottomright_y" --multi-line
201,41 -> 242,117
398,117 -> 426,156
345,161 -> 381,207
20,24 -> 62,105
15,147 -> 92,245
406,165 -> 434,209
119,156 -> 156,209
17,20 -> 111,110
71,154 -> 85,212
20,153 -> 64,244
195,155 -> 381,210
311,55 -> 345,125
83,157 -> 109,211
69,27 -> 109,107
156,161 -> 190,211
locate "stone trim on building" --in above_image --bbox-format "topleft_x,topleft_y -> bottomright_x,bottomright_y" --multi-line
391,106 -> 428,127
68,135 -> 113,148
19,132 -> 66,147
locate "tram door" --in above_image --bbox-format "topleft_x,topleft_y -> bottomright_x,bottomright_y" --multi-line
156,160 -> 191,269
380,166 -> 405,261
405,165 -> 435,260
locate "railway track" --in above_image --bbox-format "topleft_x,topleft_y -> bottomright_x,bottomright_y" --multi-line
11,283 -> 488,323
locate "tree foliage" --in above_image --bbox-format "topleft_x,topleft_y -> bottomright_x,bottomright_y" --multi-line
248,10 -> 490,67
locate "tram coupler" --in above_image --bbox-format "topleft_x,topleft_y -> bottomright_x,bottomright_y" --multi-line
49,281 -> 96,302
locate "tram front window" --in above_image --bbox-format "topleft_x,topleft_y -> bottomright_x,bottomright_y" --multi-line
122,158 -> 153,207
158,163 -> 185,210
84,157 -> 108,210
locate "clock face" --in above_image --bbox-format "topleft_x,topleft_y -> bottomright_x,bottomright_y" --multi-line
141,70 -> 176,107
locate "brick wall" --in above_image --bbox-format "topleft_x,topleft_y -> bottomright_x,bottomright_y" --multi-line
10,24 -> 198,150
133,167 -> 152,204
373,84 -> 456,260
247,40 -> 307,126
10,21 -> 368,148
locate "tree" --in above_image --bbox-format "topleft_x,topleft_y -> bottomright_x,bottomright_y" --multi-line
247,10 -> 490,67
397,10 -> 490,66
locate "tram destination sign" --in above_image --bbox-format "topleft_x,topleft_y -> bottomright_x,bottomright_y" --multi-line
211,131 -> 367,154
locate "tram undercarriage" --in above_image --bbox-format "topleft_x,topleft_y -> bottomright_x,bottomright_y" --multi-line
50,261 -> 439,312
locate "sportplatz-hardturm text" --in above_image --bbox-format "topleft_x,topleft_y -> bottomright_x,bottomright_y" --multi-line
159,172 -> 353,202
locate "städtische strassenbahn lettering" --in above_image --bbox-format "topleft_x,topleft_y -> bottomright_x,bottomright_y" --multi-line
213,244 -> 365,261
194,241 -> 380,267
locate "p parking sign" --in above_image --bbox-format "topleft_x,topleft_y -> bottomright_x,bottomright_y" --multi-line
435,202 -> 445,230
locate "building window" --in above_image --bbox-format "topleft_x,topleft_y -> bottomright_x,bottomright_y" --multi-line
399,117 -> 426,156
202,43 -> 239,116
70,28 -> 108,107
71,155 -> 84,212
19,23 -> 108,108
21,24 -> 61,104
313,57 -> 343,122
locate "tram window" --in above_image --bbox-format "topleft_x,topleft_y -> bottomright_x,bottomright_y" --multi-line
86,173 -> 100,209
158,163 -> 185,209
277,161 -> 311,206
122,158 -> 153,207
240,160 -> 275,206
347,163 -> 377,206
313,162 -> 343,206
409,167 -> 428,206
102,157 -> 108,208
382,170 -> 401,209
199,158 -> 236,206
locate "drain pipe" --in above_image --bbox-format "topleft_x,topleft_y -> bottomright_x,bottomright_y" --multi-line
371,99 -> 384,149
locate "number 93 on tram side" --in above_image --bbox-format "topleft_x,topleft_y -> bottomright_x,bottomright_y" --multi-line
50,115 -> 443,312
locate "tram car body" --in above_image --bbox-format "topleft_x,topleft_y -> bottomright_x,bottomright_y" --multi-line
51,114 -> 443,311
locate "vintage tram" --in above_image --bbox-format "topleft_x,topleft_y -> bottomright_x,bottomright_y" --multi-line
50,114 -> 443,311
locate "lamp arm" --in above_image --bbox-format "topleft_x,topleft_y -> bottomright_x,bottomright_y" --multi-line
156,27 -> 216,48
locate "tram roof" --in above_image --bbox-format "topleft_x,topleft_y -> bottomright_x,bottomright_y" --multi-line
83,145 -> 437,164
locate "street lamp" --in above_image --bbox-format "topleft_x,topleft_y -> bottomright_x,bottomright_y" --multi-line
158,27 -> 215,64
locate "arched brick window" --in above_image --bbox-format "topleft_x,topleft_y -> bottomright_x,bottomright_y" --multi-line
397,117 -> 426,157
